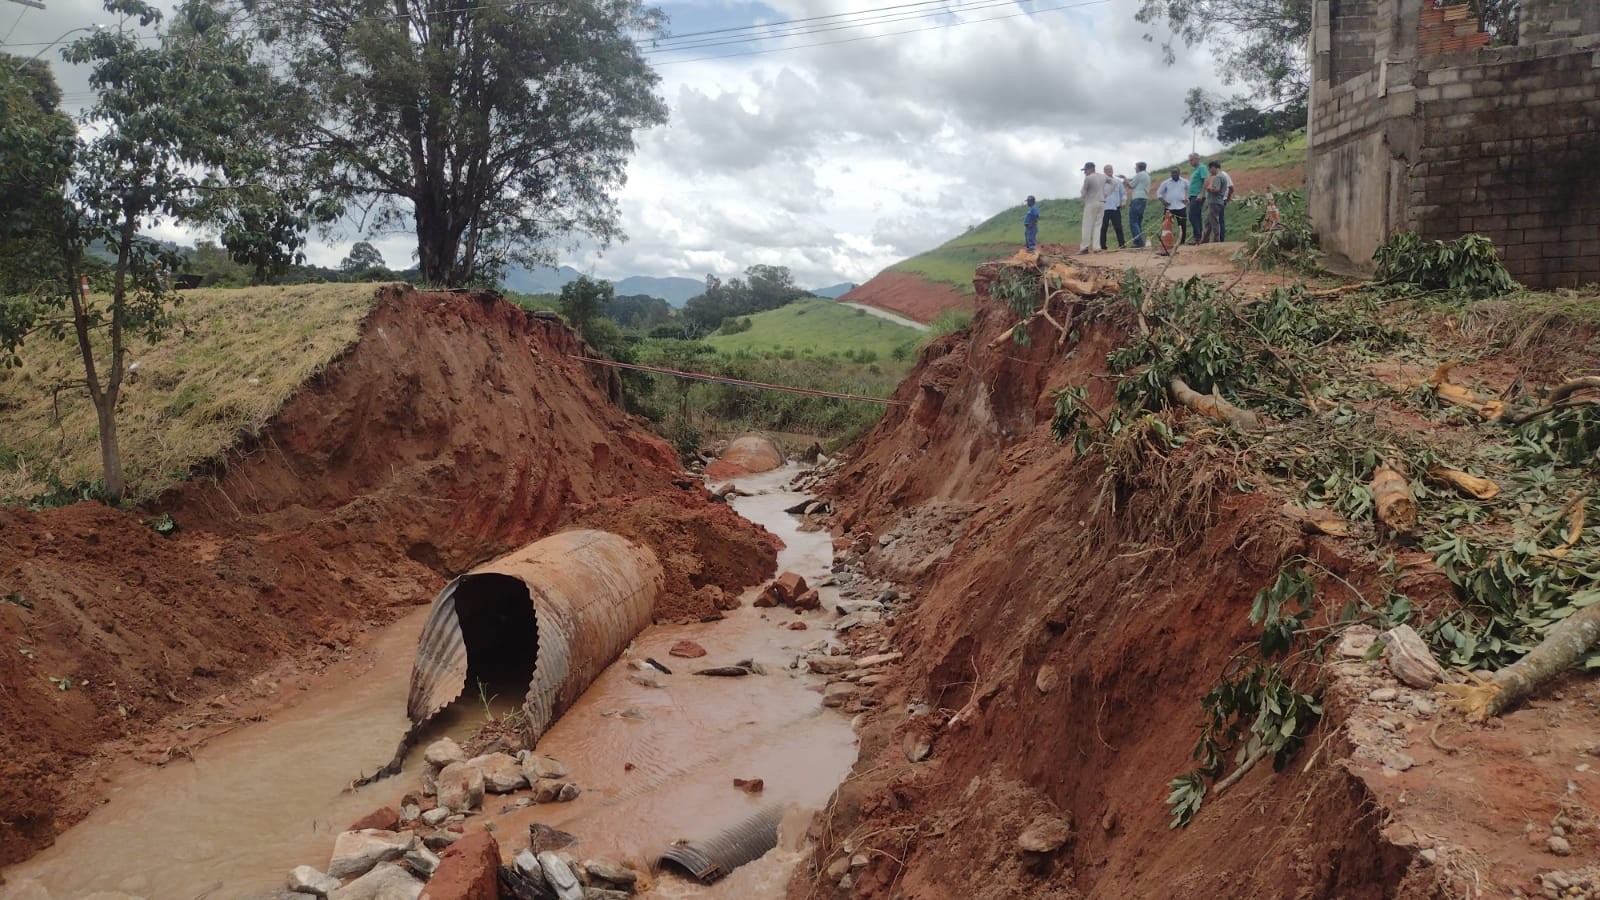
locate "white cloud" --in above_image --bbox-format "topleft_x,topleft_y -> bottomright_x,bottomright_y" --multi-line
11,0 -> 1232,289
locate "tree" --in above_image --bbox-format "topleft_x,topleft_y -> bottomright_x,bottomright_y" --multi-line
1137,0 -> 1312,106
1183,88 -> 1219,151
250,0 -> 669,287
1217,99 -> 1309,144
0,57 -> 75,309
0,0 -> 288,503
558,276 -> 614,345
340,241 -> 387,274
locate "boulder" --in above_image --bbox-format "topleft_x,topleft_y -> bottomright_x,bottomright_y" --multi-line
288,865 -> 342,896
404,846 -> 441,878
435,761 -> 485,813
467,753 -> 527,794
753,589 -> 779,608
329,829 -> 416,880
419,831 -> 499,900
528,823 -> 579,853
422,830 -> 461,852
349,806 -> 400,832
521,754 -> 569,780
583,859 -> 638,888
329,863 -> 422,900
421,808 -> 451,827
792,589 -> 822,611
669,640 -> 707,659
536,852 -> 585,900
806,655 -> 858,675
822,683 -> 859,708
773,572 -> 808,604
423,738 -> 467,769
1016,814 -> 1072,854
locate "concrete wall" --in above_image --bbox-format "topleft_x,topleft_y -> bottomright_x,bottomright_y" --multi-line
1308,0 -> 1600,287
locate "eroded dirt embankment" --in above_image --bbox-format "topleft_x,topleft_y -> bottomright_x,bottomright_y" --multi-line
789,286 -> 1428,898
0,287 -> 776,865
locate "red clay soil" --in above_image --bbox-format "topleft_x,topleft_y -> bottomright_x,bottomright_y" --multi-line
0,287 -> 773,866
790,277 -> 1600,898
839,272 -> 975,324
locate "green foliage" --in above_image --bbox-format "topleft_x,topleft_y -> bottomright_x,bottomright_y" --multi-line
1235,190 -> 1316,273
1373,232 -> 1518,298
925,308 -> 974,338
682,266 -> 809,335
559,276 -> 615,344
1510,407 -> 1600,468
703,297 -> 921,360
249,0 -> 668,286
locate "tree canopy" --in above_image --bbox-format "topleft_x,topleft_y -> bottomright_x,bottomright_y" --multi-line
1137,0 -> 1312,105
681,265 -> 807,335
248,0 -> 670,287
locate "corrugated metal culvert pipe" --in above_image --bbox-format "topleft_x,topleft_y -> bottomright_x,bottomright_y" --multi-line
361,530 -> 662,782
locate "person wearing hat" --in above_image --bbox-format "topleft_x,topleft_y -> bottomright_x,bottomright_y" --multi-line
1023,195 -> 1040,252
1079,162 -> 1108,254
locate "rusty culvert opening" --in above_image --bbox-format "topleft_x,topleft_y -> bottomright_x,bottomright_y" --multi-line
454,573 -> 540,692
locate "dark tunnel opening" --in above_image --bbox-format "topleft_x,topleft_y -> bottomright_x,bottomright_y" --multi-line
453,572 -> 540,703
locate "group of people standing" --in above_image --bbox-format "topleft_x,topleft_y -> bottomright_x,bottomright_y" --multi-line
1022,153 -> 1234,255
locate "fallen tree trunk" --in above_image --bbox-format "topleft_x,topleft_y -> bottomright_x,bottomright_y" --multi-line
1438,600 -> 1600,721
1168,378 -> 1260,429
1501,376 -> 1600,426
1426,465 -> 1500,500
1371,464 -> 1417,532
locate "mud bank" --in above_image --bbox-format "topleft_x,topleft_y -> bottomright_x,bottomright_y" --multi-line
789,273 -> 1600,898
0,286 -> 775,865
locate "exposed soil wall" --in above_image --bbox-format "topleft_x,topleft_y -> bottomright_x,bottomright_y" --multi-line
795,289 -> 1421,898
838,273 -> 975,324
0,287 -> 775,865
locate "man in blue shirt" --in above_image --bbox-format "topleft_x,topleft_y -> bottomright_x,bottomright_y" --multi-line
1023,195 -> 1040,251
1128,162 -> 1151,249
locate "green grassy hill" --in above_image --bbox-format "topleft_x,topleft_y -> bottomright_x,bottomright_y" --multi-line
704,297 -> 922,360
886,132 -> 1308,295
0,283 -> 384,503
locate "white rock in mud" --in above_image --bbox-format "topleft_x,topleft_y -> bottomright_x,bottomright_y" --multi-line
469,753 -> 528,793
584,859 -> 638,887
288,865 -> 342,896
422,737 -> 466,769
328,862 -> 422,900
403,845 -> 440,877
420,807 -> 450,827
536,851 -> 586,900
398,803 -> 421,825
328,829 -> 415,880
807,655 -> 858,675
522,753 -> 569,780
514,849 -> 545,879
435,761 -> 486,813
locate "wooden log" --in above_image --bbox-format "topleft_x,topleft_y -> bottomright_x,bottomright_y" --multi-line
1371,464 -> 1417,532
1168,378 -> 1261,429
1436,599 -> 1600,721
1426,465 -> 1500,500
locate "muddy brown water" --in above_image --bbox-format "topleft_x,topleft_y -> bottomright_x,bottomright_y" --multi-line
4,465 -> 856,899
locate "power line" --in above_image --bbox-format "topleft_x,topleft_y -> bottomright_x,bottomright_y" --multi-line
644,0 -> 1048,55
646,0 -> 999,48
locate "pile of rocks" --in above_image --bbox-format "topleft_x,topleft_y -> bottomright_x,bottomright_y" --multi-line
500,841 -> 641,900
280,738 -> 587,899
753,571 -> 820,610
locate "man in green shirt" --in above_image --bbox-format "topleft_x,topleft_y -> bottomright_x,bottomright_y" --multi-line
1187,152 -> 1206,244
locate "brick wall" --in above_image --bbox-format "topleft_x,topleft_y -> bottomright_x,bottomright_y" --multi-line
1418,3 -> 1491,54
1331,0 -> 1379,83
1521,0 -> 1600,43
1409,48 -> 1600,287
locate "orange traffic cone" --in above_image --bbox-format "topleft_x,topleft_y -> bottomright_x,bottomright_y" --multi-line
1157,212 -> 1177,257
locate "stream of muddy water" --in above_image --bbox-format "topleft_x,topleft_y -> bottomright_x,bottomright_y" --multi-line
4,464 -> 857,899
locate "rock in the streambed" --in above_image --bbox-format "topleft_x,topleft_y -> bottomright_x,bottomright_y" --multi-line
468,753 -> 527,793
583,859 -> 638,888
534,852 -> 585,900
329,863 -> 422,900
528,823 -> 579,853
807,655 -> 857,675
823,683 -> 859,708
436,761 -> 486,813
1016,814 -> 1072,854
399,803 -> 422,826
350,806 -> 400,832
424,738 -> 467,769
669,639 -> 708,658
288,865 -> 342,896
404,846 -> 441,878
419,830 -> 499,900
329,829 -> 416,880
774,571 -> 808,603
521,754 -> 570,781
421,807 -> 451,827
422,830 -> 461,852
793,589 -> 822,611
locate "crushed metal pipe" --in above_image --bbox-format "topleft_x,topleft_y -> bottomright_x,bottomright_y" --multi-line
659,805 -> 784,883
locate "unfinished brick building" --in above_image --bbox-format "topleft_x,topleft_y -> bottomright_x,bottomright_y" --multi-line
1308,0 -> 1600,286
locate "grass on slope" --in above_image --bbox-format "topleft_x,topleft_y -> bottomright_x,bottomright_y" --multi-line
0,282 -> 385,503
889,131 -> 1309,292
704,297 -> 922,360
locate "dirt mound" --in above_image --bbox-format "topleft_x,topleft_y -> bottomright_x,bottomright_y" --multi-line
794,271 -> 1599,897
0,287 -> 769,864
567,491 -> 782,622
839,272 -> 975,324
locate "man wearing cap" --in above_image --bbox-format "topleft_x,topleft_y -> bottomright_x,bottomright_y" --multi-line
1079,162 -> 1108,254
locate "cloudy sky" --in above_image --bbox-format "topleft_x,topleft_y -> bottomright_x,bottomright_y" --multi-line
6,0 -> 1231,289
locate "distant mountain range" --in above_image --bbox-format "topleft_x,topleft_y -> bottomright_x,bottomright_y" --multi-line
502,265 -> 853,307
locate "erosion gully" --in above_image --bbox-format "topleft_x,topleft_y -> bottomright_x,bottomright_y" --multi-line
4,464 -> 857,899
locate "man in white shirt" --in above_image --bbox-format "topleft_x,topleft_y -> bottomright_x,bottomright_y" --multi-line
1100,164 -> 1126,250
1079,162 -> 1108,254
1156,167 -> 1190,245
